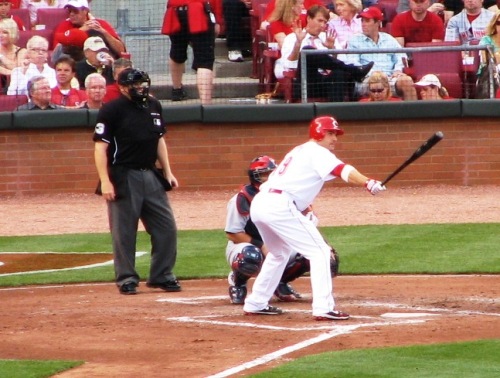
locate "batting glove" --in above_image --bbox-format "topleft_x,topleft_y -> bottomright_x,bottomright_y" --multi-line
365,179 -> 386,195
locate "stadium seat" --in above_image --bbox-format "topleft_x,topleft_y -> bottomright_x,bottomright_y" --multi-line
10,8 -> 30,30
0,95 -> 28,112
17,29 -> 55,50
36,8 -> 68,31
377,0 -> 398,23
250,0 -> 271,79
405,41 -> 464,98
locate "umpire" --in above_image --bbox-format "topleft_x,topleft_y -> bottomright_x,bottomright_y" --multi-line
93,68 -> 181,295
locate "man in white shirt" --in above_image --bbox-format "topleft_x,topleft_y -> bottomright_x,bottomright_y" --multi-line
445,0 -> 495,44
274,5 -> 373,102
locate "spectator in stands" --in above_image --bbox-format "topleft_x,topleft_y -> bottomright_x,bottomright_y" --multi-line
358,70 -> 403,101
391,0 -> 444,46
275,5 -> 373,102
262,0 -> 323,30
103,57 -> 132,103
445,0 -> 495,44
327,0 -> 363,49
53,0 -> 124,62
51,55 -> 87,106
223,0 -> 252,62
398,0 -> 496,23
7,34 -> 55,95
1,0 -> 26,30
480,10 -> 500,57
75,35 -> 114,88
414,73 -> 451,99
0,18 -> 27,92
21,0 -> 68,29
16,74 -> 61,109
161,0 -> 222,104
397,0 -> 444,14
345,6 -> 417,100
81,71 -> 104,108
268,0 -> 305,49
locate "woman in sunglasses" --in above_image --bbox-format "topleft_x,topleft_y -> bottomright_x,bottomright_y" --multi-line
358,70 -> 402,101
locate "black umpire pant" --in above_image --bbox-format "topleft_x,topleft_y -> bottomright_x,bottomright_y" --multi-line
108,169 -> 178,287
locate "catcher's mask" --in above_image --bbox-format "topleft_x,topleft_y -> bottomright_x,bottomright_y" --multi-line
309,116 -> 344,141
248,155 -> 277,185
118,68 -> 151,107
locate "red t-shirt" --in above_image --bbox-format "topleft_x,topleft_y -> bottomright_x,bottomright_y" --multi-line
103,83 -> 121,103
53,18 -> 122,49
391,11 -> 444,44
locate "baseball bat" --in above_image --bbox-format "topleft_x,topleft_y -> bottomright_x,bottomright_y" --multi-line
381,131 -> 444,186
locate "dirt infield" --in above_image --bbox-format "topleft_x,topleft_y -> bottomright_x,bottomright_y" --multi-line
0,185 -> 499,377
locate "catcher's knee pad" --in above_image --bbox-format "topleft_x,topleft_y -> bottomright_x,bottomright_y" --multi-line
281,253 -> 311,283
231,245 -> 264,277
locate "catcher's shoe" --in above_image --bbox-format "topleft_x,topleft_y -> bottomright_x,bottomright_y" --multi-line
229,285 -> 247,304
314,310 -> 350,321
274,282 -> 301,302
244,305 -> 283,315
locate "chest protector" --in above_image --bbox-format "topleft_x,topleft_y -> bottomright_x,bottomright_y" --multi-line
236,184 -> 260,240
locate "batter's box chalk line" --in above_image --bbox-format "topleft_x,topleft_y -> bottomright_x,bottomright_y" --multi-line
165,312 -> 429,331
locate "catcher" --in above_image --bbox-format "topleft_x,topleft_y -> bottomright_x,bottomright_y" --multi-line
224,155 -> 339,304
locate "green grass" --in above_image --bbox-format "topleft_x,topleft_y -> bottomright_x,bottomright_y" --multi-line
250,339 -> 500,377
0,223 -> 498,287
0,359 -> 83,378
1,223 -> 498,377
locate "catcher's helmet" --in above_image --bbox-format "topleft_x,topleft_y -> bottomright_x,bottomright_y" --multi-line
118,68 -> 151,106
248,155 -> 277,184
309,116 -> 344,141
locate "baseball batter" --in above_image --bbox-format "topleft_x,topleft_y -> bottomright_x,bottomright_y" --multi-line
243,116 -> 386,320
224,155 -> 340,305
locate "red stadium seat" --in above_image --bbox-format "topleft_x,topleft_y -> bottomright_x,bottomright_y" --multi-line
36,8 -> 68,31
10,8 -> 30,30
405,41 -> 464,98
0,95 -> 28,112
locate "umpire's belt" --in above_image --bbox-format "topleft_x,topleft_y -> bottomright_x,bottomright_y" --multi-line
269,188 -> 283,194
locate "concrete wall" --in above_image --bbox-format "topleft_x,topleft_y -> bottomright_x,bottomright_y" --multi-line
1,101 -> 499,196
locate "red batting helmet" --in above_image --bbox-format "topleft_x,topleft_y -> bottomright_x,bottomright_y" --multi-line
248,155 -> 277,184
309,116 -> 344,141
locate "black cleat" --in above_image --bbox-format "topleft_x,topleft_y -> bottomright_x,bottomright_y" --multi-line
146,279 -> 182,292
119,282 -> 137,295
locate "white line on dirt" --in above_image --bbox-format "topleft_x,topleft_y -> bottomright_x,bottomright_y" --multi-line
205,319 -> 425,378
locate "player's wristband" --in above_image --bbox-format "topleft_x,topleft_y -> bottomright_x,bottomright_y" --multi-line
250,238 -> 263,249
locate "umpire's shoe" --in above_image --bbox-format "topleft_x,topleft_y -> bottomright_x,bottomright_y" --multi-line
146,279 -> 182,292
229,285 -> 247,304
274,282 -> 301,302
119,282 -> 137,295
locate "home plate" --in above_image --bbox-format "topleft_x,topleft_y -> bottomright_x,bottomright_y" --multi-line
0,262 -> 4,267
381,313 -> 439,318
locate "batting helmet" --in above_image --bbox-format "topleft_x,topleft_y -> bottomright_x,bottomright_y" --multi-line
309,116 -> 344,141
248,155 -> 277,185
118,68 -> 151,106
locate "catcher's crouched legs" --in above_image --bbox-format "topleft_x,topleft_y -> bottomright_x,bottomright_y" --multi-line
228,245 -> 264,304
275,253 -> 310,302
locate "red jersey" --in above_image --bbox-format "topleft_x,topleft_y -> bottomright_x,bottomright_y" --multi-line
51,87 -> 87,107
391,11 -> 444,45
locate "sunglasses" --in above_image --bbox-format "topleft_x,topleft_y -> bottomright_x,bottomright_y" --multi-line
369,88 -> 385,93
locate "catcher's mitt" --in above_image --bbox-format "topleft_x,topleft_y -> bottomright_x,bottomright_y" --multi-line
330,246 -> 340,277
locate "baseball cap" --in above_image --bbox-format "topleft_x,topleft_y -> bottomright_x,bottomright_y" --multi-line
415,74 -> 442,88
83,36 -> 108,52
65,0 -> 89,9
357,6 -> 383,21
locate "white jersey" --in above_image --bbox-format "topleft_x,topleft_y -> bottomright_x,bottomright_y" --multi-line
260,141 -> 344,211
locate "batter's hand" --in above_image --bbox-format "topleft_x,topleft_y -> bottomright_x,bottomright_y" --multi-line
365,179 -> 386,195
